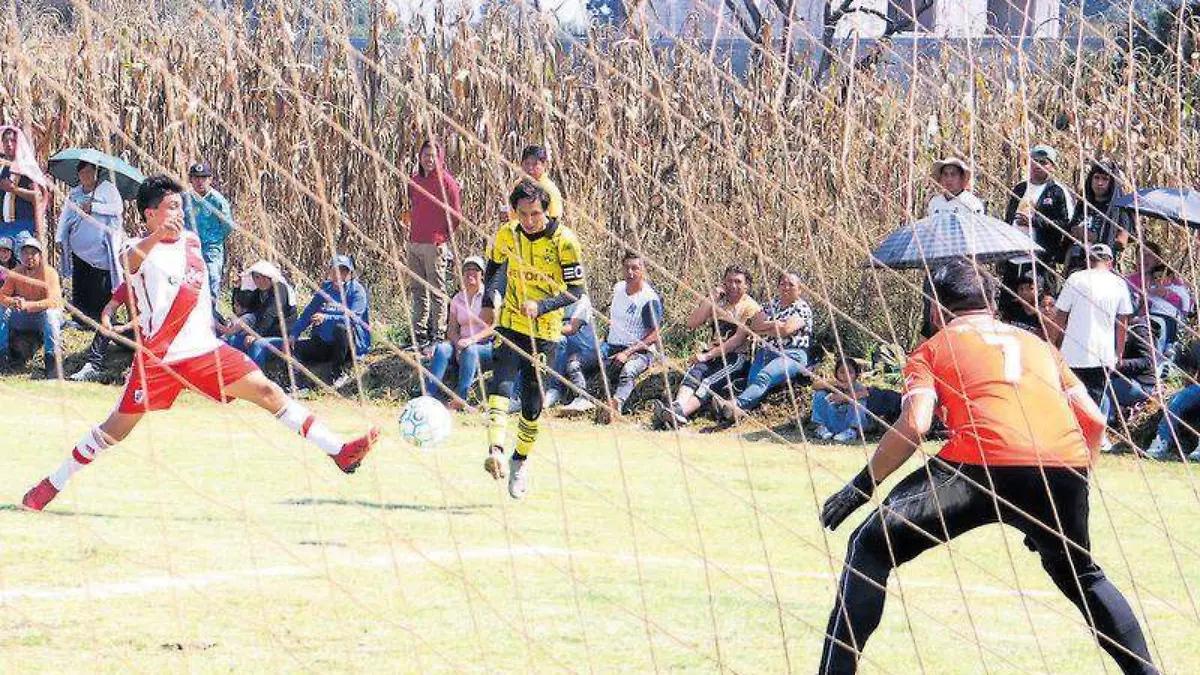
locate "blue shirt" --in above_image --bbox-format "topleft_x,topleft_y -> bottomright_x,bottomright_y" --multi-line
291,279 -> 372,356
183,188 -> 233,253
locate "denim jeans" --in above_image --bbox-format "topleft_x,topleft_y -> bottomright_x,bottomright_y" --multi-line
426,341 -> 494,401
735,348 -> 808,411
227,333 -> 286,367
811,390 -> 870,435
1107,377 -> 1151,425
203,248 -> 224,299
0,307 -> 63,363
1156,385 -> 1200,451
554,341 -> 655,409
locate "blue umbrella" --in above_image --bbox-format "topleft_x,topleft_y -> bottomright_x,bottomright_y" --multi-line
48,148 -> 146,200
870,211 -> 1044,269
1112,187 -> 1200,229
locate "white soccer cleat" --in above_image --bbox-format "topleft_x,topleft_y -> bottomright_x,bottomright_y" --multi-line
68,363 -> 100,382
508,454 -> 529,500
832,429 -> 860,444
1145,436 -> 1175,461
562,397 -> 596,413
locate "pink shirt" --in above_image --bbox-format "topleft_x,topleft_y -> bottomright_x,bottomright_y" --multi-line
451,288 -> 489,340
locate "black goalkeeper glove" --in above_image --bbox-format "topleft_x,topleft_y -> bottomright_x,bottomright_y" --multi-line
820,468 -> 876,531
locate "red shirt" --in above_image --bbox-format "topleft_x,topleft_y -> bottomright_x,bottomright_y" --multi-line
904,315 -> 1091,467
407,169 -> 461,245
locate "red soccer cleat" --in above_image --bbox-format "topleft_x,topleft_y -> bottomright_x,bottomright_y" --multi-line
21,478 -> 59,512
331,426 -> 381,474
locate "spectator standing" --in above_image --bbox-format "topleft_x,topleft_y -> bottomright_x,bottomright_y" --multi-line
407,141 -> 461,354
425,256 -> 495,410
515,145 -> 563,221
224,260 -> 298,366
1054,244 -> 1133,444
289,255 -> 371,390
925,157 -> 985,218
716,271 -> 813,421
653,265 -> 761,429
58,161 -> 126,382
1065,158 -> 1133,276
1001,145 -> 1074,312
0,239 -> 63,376
0,125 -> 47,243
182,162 -> 234,298
810,358 -> 873,443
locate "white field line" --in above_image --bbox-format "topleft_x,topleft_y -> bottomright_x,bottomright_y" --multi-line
0,545 -> 1062,605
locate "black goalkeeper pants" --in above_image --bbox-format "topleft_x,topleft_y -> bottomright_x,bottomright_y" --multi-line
819,460 -> 1156,675
488,326 -> 558,422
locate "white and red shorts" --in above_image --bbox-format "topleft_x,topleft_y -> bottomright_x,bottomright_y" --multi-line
117,344 -> 260,414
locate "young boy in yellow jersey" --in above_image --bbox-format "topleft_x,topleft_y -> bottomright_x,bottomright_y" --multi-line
482,180 -> 585,499
513,145 -> 563,221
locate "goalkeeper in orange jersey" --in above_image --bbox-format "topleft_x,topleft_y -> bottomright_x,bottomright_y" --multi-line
480,179 -> 585,500
817,260 -> 1156,675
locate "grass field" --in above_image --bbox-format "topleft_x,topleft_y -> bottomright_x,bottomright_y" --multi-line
1,378 -> 1198,674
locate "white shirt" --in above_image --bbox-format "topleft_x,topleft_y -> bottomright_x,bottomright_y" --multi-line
125,231 -> 221,363
607,280 -> 661,348
1055,267 -> 1133,368
56,181 -> 123,270
924,191 -> 985,218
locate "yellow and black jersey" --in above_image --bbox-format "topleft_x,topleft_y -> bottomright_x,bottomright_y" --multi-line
484,219 -> 584,342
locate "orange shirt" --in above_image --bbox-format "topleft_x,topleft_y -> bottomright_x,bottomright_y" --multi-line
903,314 -> 1090,467
0,263 -> 62,312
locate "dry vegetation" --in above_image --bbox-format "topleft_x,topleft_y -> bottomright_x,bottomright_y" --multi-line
6,0 -> 1200,359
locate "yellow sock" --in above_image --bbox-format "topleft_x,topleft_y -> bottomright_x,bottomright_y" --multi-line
487,395 -> 510,448
515,415 -> 539,457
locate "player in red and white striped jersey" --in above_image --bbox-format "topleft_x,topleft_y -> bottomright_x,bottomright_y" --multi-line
20,175 -> 378,511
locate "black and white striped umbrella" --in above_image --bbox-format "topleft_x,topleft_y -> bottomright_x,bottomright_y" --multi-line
869,211 -> 1043,270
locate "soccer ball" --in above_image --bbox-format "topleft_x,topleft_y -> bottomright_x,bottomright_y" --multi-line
398,396 -> 453,448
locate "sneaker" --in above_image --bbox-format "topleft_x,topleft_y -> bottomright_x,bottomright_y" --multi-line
562,397 -> 596,413
1145,436 -> 1177,461
650,400 -> 672,430
508,454 -> 529,500
69,362 -> 101,382
832,429 -> 860,444
331,373 -> 354,390
814,425 -> 834,441
330,426 -> 380,473
594,402 -> 617,426
21,478 -> 58,511
484,445 -> 506,480
1099,436 -> 1116,454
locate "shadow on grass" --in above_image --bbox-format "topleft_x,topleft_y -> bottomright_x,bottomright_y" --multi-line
281,498 -> 492,515
0,503 -> 118,518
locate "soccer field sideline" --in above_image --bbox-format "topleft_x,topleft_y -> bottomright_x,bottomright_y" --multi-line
3,379 -> 1199,673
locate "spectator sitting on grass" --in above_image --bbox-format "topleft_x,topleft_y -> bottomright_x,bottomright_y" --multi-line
652,265 -> 760,429
425,256 -> 496,411
1145,344 -> 1200,462
224,261 -> 298,367
1108,316 -> 1156,428
541,293 -> 596,412
810,357 -> 872,443
549,251 -> 665,424
289,255 -> 371,391
0,236 -> 16,283
0,238 -> 63,377
716,270 -> 812,422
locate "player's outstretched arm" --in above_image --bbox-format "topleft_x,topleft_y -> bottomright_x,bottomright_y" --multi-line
820,393 -> 935,531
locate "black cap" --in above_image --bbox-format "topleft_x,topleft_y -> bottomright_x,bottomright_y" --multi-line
188,162 -> 213,177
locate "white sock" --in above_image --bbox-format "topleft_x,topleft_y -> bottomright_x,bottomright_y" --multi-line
49,427 -> 114,490
275,399 -> 342,455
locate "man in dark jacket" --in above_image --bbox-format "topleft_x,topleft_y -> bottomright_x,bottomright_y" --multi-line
1065,158 -> 1134,276
1001,145 -> 1075,313
225,260 -> 299,366
1108,317 -> 1157,427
